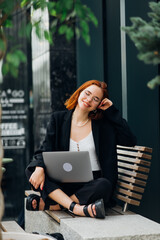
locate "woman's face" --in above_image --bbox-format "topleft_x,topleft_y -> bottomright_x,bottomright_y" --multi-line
77,85 -> 103,112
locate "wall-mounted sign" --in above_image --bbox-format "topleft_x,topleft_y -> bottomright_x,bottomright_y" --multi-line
0,88 -> 27,150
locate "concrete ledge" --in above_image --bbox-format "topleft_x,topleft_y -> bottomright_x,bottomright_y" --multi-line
25,193 -> 160,240
25,209 -> 60,233
2,232 -> 56,240
60,215 -> 160,240
25,207 -> 160,240
1,221 -> 25,233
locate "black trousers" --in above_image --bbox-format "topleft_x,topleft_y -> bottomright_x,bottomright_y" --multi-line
40,171 -> 112,208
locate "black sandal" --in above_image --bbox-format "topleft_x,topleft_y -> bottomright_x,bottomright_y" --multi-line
69,201 -> 76,213
26,194 -> 49,211
83,199 -> 105,219
26,194 -> 40,211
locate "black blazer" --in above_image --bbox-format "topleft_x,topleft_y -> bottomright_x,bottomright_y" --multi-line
26,105 -> 137,193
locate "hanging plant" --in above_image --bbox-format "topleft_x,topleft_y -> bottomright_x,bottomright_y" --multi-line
122,1 -> 160,89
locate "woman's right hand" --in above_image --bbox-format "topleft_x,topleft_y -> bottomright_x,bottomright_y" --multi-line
29,167 -> 45,190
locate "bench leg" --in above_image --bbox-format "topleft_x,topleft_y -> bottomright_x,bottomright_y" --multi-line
123,202 -> 128,212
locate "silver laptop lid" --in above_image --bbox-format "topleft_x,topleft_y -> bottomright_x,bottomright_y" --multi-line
43,151 -> 93,183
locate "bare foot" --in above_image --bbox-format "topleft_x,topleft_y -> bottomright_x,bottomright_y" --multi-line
31,198 -> 45,210
50,204 -> 61,211
31,198 -> 61,211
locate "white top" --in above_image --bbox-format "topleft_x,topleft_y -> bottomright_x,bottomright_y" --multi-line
69,131 -> 101,171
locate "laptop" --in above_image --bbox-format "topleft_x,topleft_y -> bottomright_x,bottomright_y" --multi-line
42,151 -> 93,183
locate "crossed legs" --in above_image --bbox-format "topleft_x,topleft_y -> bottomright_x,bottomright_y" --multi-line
30,177 -> 112,217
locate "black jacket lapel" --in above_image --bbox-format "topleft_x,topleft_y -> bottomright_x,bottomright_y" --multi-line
92,119 -> 100,157
62,110 -> 73,150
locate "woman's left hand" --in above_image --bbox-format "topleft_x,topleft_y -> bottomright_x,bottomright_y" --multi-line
98,98 -> 113,111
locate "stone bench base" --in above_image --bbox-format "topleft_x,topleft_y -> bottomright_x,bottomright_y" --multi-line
25,207 -> 160,240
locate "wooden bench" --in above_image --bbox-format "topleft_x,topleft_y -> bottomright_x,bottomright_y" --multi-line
25,144 -> 152,223
116,145 -> 152,212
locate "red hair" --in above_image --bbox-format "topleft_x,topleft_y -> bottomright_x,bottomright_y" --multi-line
64,80 -> 108,120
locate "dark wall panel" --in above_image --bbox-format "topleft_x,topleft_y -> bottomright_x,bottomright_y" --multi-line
125,0 -> 160,223
104,0 -> 122,111
76,0 -> 104,86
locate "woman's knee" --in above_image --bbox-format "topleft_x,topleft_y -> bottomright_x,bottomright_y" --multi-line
94,178 -> 112,195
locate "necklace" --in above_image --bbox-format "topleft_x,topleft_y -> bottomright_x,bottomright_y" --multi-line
72,118 -> 89,127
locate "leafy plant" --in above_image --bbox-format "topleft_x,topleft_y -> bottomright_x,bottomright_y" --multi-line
122,1 -> 160,89
0,0 -> 98,78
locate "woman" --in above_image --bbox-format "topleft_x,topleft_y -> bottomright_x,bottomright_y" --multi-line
26,80 -> 136,219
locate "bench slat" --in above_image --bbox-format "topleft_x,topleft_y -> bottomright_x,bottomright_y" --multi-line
117,149 -> 152,160
116,194 -> 140,206
117,188 -> 142,200
117,155 -> 151,166
117,181 -> 144,193
45,210 -> 73,223
118,162 -> 150,173
118,174 -> 147,186
117,145 -> 153,153
118,168 -> 148,180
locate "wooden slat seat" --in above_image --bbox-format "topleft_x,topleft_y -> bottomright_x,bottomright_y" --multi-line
118,168 -> 148,180
117,155 -> 151,166
118,175 -> 146,186
118,162 -> 150,173
116,145 -> 152,212
117,145 -> 152,153
117,149 -> 152,160
117,181 -> 144,193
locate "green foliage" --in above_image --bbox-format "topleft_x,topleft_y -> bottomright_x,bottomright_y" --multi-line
122,1 -> 160,89
147,75 -> 160,89
44,30 -> 53,44
0,39 -> 6,51
2,48 -> 27,78
0,0 -> 98,78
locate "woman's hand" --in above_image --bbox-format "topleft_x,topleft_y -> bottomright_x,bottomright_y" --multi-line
29,167 -> 45,191
98,98 -> 113,111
